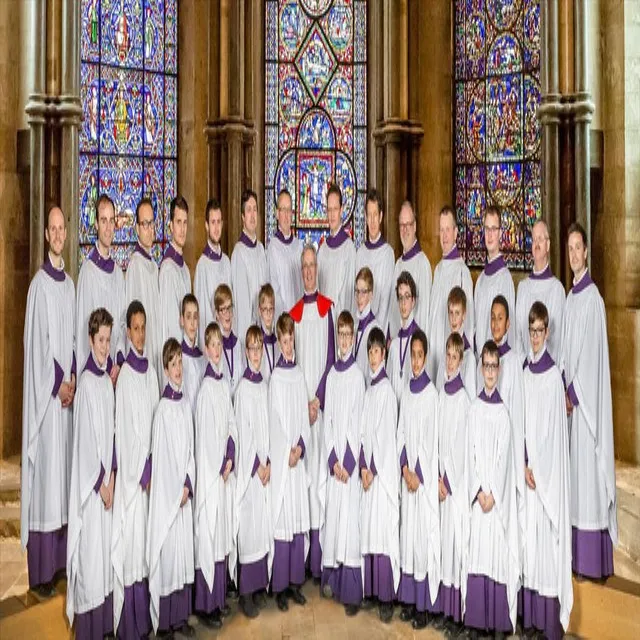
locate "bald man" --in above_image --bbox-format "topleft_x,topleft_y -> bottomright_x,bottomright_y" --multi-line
515,220 -> 565,361
388,201 -> 432,339
21,205 -> 76,595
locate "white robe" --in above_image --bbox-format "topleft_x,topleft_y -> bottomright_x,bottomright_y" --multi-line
230,236 -> 268,342
112,356 -> 159,631
473,256 -> 515,357
259,333 -> 280,384
428,252 -> 475,379
194,373 -> 238,589
387,317 -> 419,403
146,394 -> 195,633
66,362 -> 115,624
317,232 -> 356,317
268,364 -> 311,565
436,341 -> 477,399
21,262 -> 75,548
515,268 -> 565,362
76,251 -> 126,370
267,232 -> 303,319
360,374 -> 400,591
438,375 -> 471,612
388,243 -> 432,339
523,352 -> 573,632
355,239 -> 396,334
561,274 -> 617,541
181,341 -> 205,417
159,251 -> 191,350
234,375 -> 273,567
193,245 -> 232,350
221,334 -> 244,400
466,393 -> 520,629
352,309 -> 380,385
397,376 -> 441,601
320,360 -> 365,570
125,247 -> 161,383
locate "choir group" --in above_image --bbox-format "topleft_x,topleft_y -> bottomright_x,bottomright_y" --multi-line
21,185 -> 617,640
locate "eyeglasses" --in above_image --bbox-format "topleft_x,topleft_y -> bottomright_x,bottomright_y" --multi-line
260,306 -> 274,314
138,219 -> 154,229
354,287 -> 370,296
247,345 -> 262,353
338,330 -> 353,338
399,221 -> 415,231
278,206 -> 292,214
484,226 -> 500,234
529,326 -> 546,337
482,362 -> 499,372
397,293 -> 414,303
218,304 -> 233,315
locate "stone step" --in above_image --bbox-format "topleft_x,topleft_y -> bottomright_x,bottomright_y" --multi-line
0,503 -> 20,538
616,461 -> 640,563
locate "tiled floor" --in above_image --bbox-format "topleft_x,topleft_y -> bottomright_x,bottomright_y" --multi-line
0,539 -> 28,601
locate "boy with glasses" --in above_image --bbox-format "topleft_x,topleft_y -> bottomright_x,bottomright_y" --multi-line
352,267 -> 380,383
214,284 -> 244,399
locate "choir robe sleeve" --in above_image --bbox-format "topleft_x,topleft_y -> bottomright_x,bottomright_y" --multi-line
233,385 -> 261,506
21,278 -> 58,548
369,391 -> 399,508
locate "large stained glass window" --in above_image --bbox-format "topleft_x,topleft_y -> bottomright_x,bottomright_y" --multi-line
454,0 -> 541,269
265,0 -> 367,248
79,0 -> 178,269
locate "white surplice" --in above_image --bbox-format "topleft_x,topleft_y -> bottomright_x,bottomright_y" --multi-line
159,248 -> 191,349
181,338 -> 205,417
352,307 -> 380,385
435,338 -> 476,399
317,229 -> 356,318
397,373 -> 441,603
387,316 -> 419,403
267,231 -> 303,320
21,259 -> 75,549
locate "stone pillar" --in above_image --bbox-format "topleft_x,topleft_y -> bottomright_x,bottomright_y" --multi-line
538,0 -> 562,276
60,0 -> 82,277
24,0 -> 47,278
372,0 -> 423,256
573,0 -> 594,266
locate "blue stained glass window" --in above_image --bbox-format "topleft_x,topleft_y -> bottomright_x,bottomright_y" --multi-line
80,0 -> 178,269
454,0 -> 541,269
265,0 -> 367,248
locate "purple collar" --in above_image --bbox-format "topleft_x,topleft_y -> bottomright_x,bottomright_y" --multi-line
204,363 -> 223,380
181,338 -> 203,358
402,240 -> 421,261
274,228 -> 294,245
303,290 -> 318,304
443,245 -> 461,260
335,354 -> 356,372
398,318 -> 418,339
370,367 -> 388,386
483,254 -> 506,276
444,372 -> 464,395
262,329 -> 277,345
410,370 -> 430,393
325,227 -> 350,249
365,234 -> 385,250
572,270 -> 593,294
125,348 -> 148,373
530,263 -> 552,280
222,332 -> 237,350
479,388 -> 503,404
203,241 -> 222,262
134,243 -> 153,261
162,384 -> 183,400
497,340 -> 511,357
528,349 -> 555,374
163,243 -> 184,268
222,332 -> 237,379
239,231 -> 257,249
42,253 -> 66,282
276,354 -> 296,369
262,329 -> 276,372
463,334 -> 471,351
83,352 -> 106,377
89,246 -> 115,274
243,366 -> 263,384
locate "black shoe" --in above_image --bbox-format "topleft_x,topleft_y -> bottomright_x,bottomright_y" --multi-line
156,631 -> 174,639
468,630 -> 479,640
399,605 -> 415,622
432,614 -> 446,629
321,582 -> 333,598
379,602 -> 393,623
345,603 -> 360,616
289,586 -> 306,605
361,596 -> 376,610
240,595 -> 259,618
227,582 -> 239,599
312,576 -> 321,586
200,611 -> 223,629
494,633 -> 506,640
412,611 -> 428,629
175,623 -> 196,638
276,591 -> 289,611
253,589 -> 268,609
220,604 -> 231,617
35,582 -> 57,598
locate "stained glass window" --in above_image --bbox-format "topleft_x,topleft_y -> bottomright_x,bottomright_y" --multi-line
454,0 -> 541,269
80,0 -> 178,269
265,0 -> 367,248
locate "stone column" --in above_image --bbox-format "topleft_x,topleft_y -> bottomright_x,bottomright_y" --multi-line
538,0 -> 562,276
24,0 -> 47,278
60,0 -> 82,278
573,0 -> 594,265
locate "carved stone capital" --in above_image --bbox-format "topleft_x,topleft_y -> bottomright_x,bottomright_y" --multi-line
373,118 -> 424,147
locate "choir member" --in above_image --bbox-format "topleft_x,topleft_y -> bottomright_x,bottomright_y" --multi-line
21,205 -> 75,596
194,199 -> 232,350
214,284 -> 244,399
180,294 -> 205,416
231,189 -> 268,341
258,283 -> 280,383
352,267 -> 380,384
